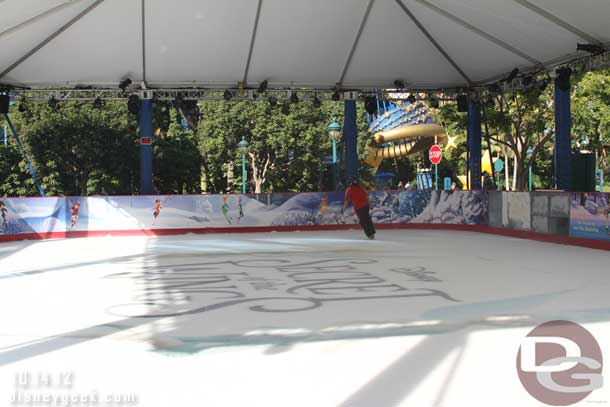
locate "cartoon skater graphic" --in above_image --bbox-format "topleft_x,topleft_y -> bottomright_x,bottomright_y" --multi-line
0,201 -> 8,229
319,194 -> 328,223
221,196 -> 232,224
70,202 -> 80,228
153,199 -> 162,225
236,196 -> 245,224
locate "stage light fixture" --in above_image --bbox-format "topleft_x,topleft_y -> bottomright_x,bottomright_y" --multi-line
577,43 -> 606,54
488,84 -> 500,94
48,96 -> 58,110
485,95 -> 495,108
119,78 -> 132,92
538,79 -> 550,92
364,96 -> 377,115
281,103 -> 290,115
506,68 -> 519,83
0,94 -> 9,114
127,95 -> 140,115
257,80 -> 268,93
173,94 -> 184,110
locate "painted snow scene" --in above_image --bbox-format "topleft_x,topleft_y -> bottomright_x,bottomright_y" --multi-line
1,191 -> 488,236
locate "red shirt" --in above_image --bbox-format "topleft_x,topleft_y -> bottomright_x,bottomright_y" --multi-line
345,186 -> 369,211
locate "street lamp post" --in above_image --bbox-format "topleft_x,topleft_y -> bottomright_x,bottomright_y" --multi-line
527,147 -> 534,191
238,137 -> 249,193
327,117 -> 342,190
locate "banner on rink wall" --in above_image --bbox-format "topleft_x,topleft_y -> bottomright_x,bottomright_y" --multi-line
0,190 -> 488,239
569,193 -> 610,241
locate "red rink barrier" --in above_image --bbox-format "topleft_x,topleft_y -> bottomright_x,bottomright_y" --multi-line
1,223 -> 608,252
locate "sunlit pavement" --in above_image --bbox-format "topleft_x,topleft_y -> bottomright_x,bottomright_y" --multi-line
1,230 -> 609,406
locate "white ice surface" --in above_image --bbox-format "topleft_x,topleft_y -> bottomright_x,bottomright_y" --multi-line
0,230 -> 609,407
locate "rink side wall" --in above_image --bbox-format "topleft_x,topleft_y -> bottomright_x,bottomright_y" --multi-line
487,191 -> 610,250
0,190 -> 608,250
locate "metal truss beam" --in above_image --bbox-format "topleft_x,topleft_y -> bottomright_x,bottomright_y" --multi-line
5,51 -> 608,101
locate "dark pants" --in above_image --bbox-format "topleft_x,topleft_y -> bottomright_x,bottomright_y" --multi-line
356,205 -> 376,237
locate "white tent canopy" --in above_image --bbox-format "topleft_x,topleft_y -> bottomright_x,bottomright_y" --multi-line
1,0 -> 609,91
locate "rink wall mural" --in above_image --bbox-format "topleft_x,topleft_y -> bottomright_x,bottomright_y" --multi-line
0,190 -> 488,239
569,193 -> 610,241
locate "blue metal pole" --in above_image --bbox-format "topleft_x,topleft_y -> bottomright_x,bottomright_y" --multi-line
528,164 -> 532,191
467,100 -> 482,190
242,152 -> 247,193
139,98 -> 154,195
344,100 -> 358,181
3,113 -> 45,196
555,70 -> 572,191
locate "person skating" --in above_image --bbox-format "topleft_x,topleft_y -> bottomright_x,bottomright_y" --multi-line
342,178 -> 376,239
0,201 -> 8,229
236,196 -> 245,224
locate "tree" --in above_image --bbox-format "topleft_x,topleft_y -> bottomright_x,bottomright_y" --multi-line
153,126 -> 202,194
0,143 -> 39,196
483,88 -> 555,190
196,99 -> 371,193
572,69 -> 610,185
9,100 -> 140,195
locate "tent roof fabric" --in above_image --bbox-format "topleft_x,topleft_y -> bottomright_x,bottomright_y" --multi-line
0,0 -> 609,90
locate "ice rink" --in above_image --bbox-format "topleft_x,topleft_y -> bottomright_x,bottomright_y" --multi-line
1,229 -> 609,406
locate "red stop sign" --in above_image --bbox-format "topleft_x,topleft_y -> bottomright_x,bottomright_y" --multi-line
429,145 -> 443,165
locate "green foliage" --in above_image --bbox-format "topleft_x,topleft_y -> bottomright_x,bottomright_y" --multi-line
8,100 -> 139,196
2,69 -> 610,197
154,129 -> 202,194
572,68 -> 610,182
0,143 -> 39,196
196,99 -> 370,193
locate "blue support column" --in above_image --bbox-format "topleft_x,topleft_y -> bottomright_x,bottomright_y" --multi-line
467,99 -> 482,190
139,98 -> 154,195
344,100 -> 358,182
554,69 -> 572,191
